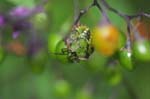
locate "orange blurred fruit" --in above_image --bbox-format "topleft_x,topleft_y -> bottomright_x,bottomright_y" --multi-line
7,41 -> 26,56
91,24 -> 119,56
134,19 -> 150,40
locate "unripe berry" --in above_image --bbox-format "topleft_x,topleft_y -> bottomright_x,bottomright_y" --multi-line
132,40 -> 150,62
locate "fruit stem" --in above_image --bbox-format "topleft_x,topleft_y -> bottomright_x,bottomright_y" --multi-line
125,21 -> 132,50
100,0 -> 150,19
73,0 -> 104,26
94,0 -> 110,25
100,0 -> 126,19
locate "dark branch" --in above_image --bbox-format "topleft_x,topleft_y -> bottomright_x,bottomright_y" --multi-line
73,0 -> 98,25
100,0 -> 127,19
126,23 -> 132,50
100,0 -> 150,20
128,13 -> 150,19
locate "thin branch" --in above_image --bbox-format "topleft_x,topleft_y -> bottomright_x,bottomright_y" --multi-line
100,0 -> 150,20
95,0 -> 110,24
128,13 -> 150,19
100,0 -> 127,19
73,0 -> 80,21
126,24 -> 132,50
73,0 -> 96,25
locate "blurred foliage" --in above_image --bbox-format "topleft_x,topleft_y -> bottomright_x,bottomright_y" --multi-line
0,0 -> 150,99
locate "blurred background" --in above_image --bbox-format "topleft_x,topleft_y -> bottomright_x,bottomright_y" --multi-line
0,0 -> 150,99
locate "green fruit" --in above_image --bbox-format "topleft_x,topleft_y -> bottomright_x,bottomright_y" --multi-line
48,33 -> 62,54
106,66 -> 122,86
85,52 -> 107,73
133,40 -> 150,62
119,49 -> 134,71
53,80 -> 70,98
32,12 -> 48,30
55,40 -> 69,63
75,90 -> 92,99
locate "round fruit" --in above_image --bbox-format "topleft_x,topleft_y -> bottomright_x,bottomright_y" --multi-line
53,80 -> 70,98
106,66 -> 122,86
75,90 -> 92,99
7,41 -> 26,56
48,33 -> 62,54
119,49 -> 134,71
132,40 -> 150,62
92,24 -> 119,56
134,20 -> 150,40
85,52 -> 107,73
55,40 -> 69,63
31,12 -> 48,30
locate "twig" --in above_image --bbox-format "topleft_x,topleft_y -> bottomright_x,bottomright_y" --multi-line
73,0 -> 97,25
100,0 -> 150,20
73,0 -> 80,22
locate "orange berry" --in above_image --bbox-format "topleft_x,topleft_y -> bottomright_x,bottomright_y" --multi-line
92,24 -> 119,56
